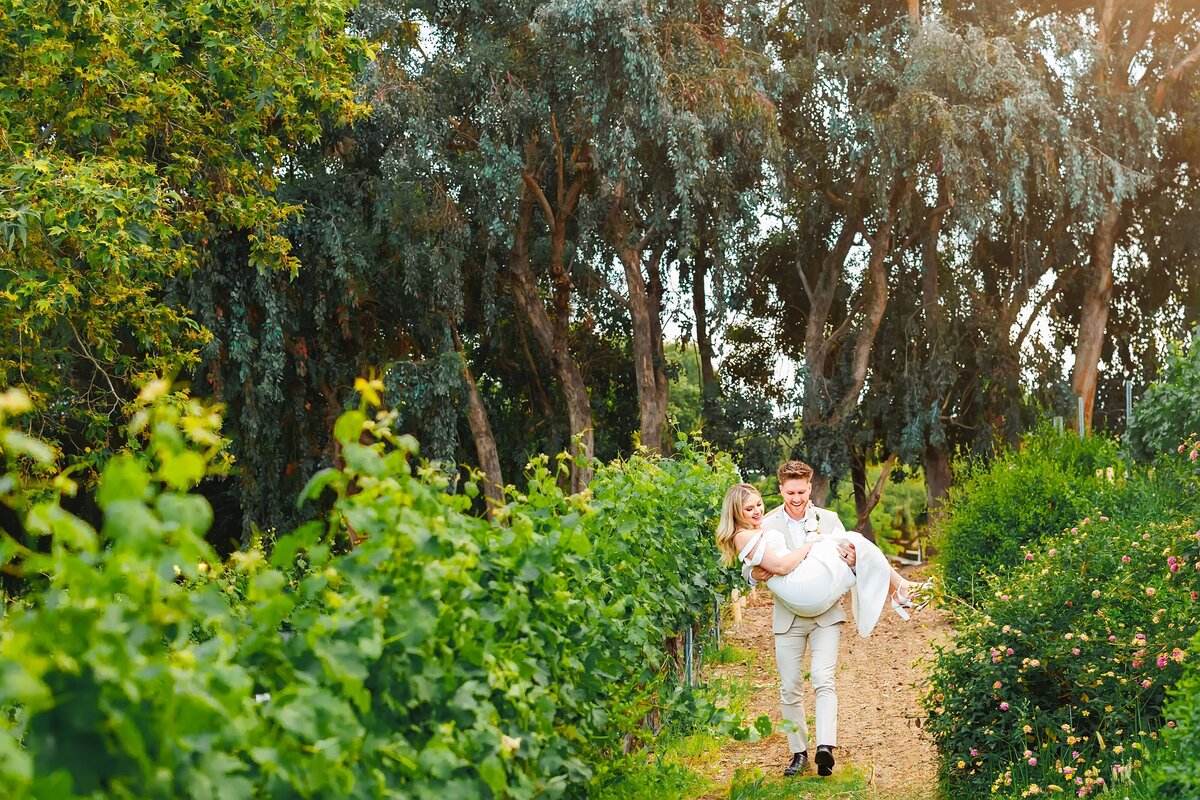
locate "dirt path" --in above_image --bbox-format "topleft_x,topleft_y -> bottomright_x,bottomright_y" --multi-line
706,567 -> 951,799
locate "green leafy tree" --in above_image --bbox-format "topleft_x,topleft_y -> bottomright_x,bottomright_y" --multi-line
0,0 -> 369,464
1127,331 -> 1200,462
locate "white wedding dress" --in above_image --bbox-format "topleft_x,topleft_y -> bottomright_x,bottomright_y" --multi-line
738,527 -> 893,637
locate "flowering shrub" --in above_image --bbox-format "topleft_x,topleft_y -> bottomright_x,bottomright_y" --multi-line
936,427 -> 1122,601
0,386 -> 743,799
925,502 -> 1200,799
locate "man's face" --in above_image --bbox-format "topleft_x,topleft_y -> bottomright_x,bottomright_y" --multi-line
779,478 -> 812,517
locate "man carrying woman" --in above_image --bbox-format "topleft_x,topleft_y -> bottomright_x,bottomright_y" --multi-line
717,461 -> 926,777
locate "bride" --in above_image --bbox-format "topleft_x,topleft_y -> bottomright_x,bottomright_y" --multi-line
715,482 -> 925,637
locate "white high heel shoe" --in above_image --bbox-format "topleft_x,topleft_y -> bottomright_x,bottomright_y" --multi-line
891,579 -> 934,620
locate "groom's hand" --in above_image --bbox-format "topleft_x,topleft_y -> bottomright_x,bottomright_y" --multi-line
838,543 -> 857,568
750,566 -> 772,582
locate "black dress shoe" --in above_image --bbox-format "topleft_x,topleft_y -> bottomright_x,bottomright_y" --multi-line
815,744 -> 835,776
783,751 -> 808,776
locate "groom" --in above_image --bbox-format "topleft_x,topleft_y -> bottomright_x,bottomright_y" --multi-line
744,460 -> 856,778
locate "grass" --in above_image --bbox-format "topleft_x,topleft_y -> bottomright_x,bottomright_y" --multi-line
705,643 -> 757,667
728,765 -> 876,799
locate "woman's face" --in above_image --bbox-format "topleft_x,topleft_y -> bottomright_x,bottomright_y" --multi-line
740,492 -> 765,527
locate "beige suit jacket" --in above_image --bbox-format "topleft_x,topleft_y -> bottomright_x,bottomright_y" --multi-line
759,503 -> 849,634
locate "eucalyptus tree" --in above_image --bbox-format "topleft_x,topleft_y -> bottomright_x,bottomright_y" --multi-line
948,0 -> 1200,431
762,1 -> 1107,506
527,0 -> 779,455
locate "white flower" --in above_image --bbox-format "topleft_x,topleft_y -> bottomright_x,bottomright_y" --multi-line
804,512 -> 820,534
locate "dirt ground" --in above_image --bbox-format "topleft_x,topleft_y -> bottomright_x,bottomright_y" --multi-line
706,567 -> 951,799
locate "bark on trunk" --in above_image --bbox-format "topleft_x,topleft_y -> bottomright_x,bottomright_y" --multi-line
923,442 -> 953,529
810,473 -> 831,508
508,180 -> 594,492
609,192 -> 669,455
450,325 -> 504,515
692,247 -> 717,396
849,449 -> 875,542
1071,201 -> 1120,434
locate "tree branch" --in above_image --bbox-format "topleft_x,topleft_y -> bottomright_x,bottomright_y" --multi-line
1153,40 -> 1200,112
521,171 -> 556,231
856,453 -> 898,532
1014,265 -> 1079,353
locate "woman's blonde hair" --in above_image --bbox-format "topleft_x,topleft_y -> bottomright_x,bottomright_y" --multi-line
716,482 -> 761,567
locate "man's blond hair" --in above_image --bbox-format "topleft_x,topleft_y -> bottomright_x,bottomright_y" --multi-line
776,460 -> 814,485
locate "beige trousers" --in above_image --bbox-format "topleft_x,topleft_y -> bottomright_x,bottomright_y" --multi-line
775,615 -> 841,753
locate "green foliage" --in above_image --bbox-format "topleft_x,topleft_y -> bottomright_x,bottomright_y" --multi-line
935,427 -> 1123,600
1128,333 -> 1200,463
0,0 -> 369,462
1146,626 -> 1200,799
0,384 -> 744,798
924,443 -> 1200,800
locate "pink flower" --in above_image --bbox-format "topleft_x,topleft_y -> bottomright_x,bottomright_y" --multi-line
1025,553 -> 1035,561
1171,563 -> 1180,573
1192,592 -> 1199,602
1100,516 -> 1109,522
1142,679 -> 1153,688
1147,587 -> 1157,597
1006,648 -> 1015,655
1169,556 -> 1178,565
1122,556 -> 1131,563
1158,655 -> 1168,668
1029,757 -> 1038,766
1191,450 -> 1198,461
1180,445 -> 1187,453
1000,701 -> 1010,711
1072,648 -> 1081,655
1109,635 -> 1117,642
970,748 -> 979,757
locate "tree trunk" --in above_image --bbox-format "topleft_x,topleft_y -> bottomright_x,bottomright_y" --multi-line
1071,201 -> 1120,433
609,191 -> 669,455
923,442 -> 953,530
508,183 -> 594,491
619,245 -> 669,454
692,246 -> 717,396
450,324 -> 504,515
849,448 -> 875,542
810,473 -> 831,508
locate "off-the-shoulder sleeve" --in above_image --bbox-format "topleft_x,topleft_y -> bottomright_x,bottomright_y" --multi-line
737,531 -> 768,567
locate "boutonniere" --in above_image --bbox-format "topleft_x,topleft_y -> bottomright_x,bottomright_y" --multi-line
804,511 -> 820,535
